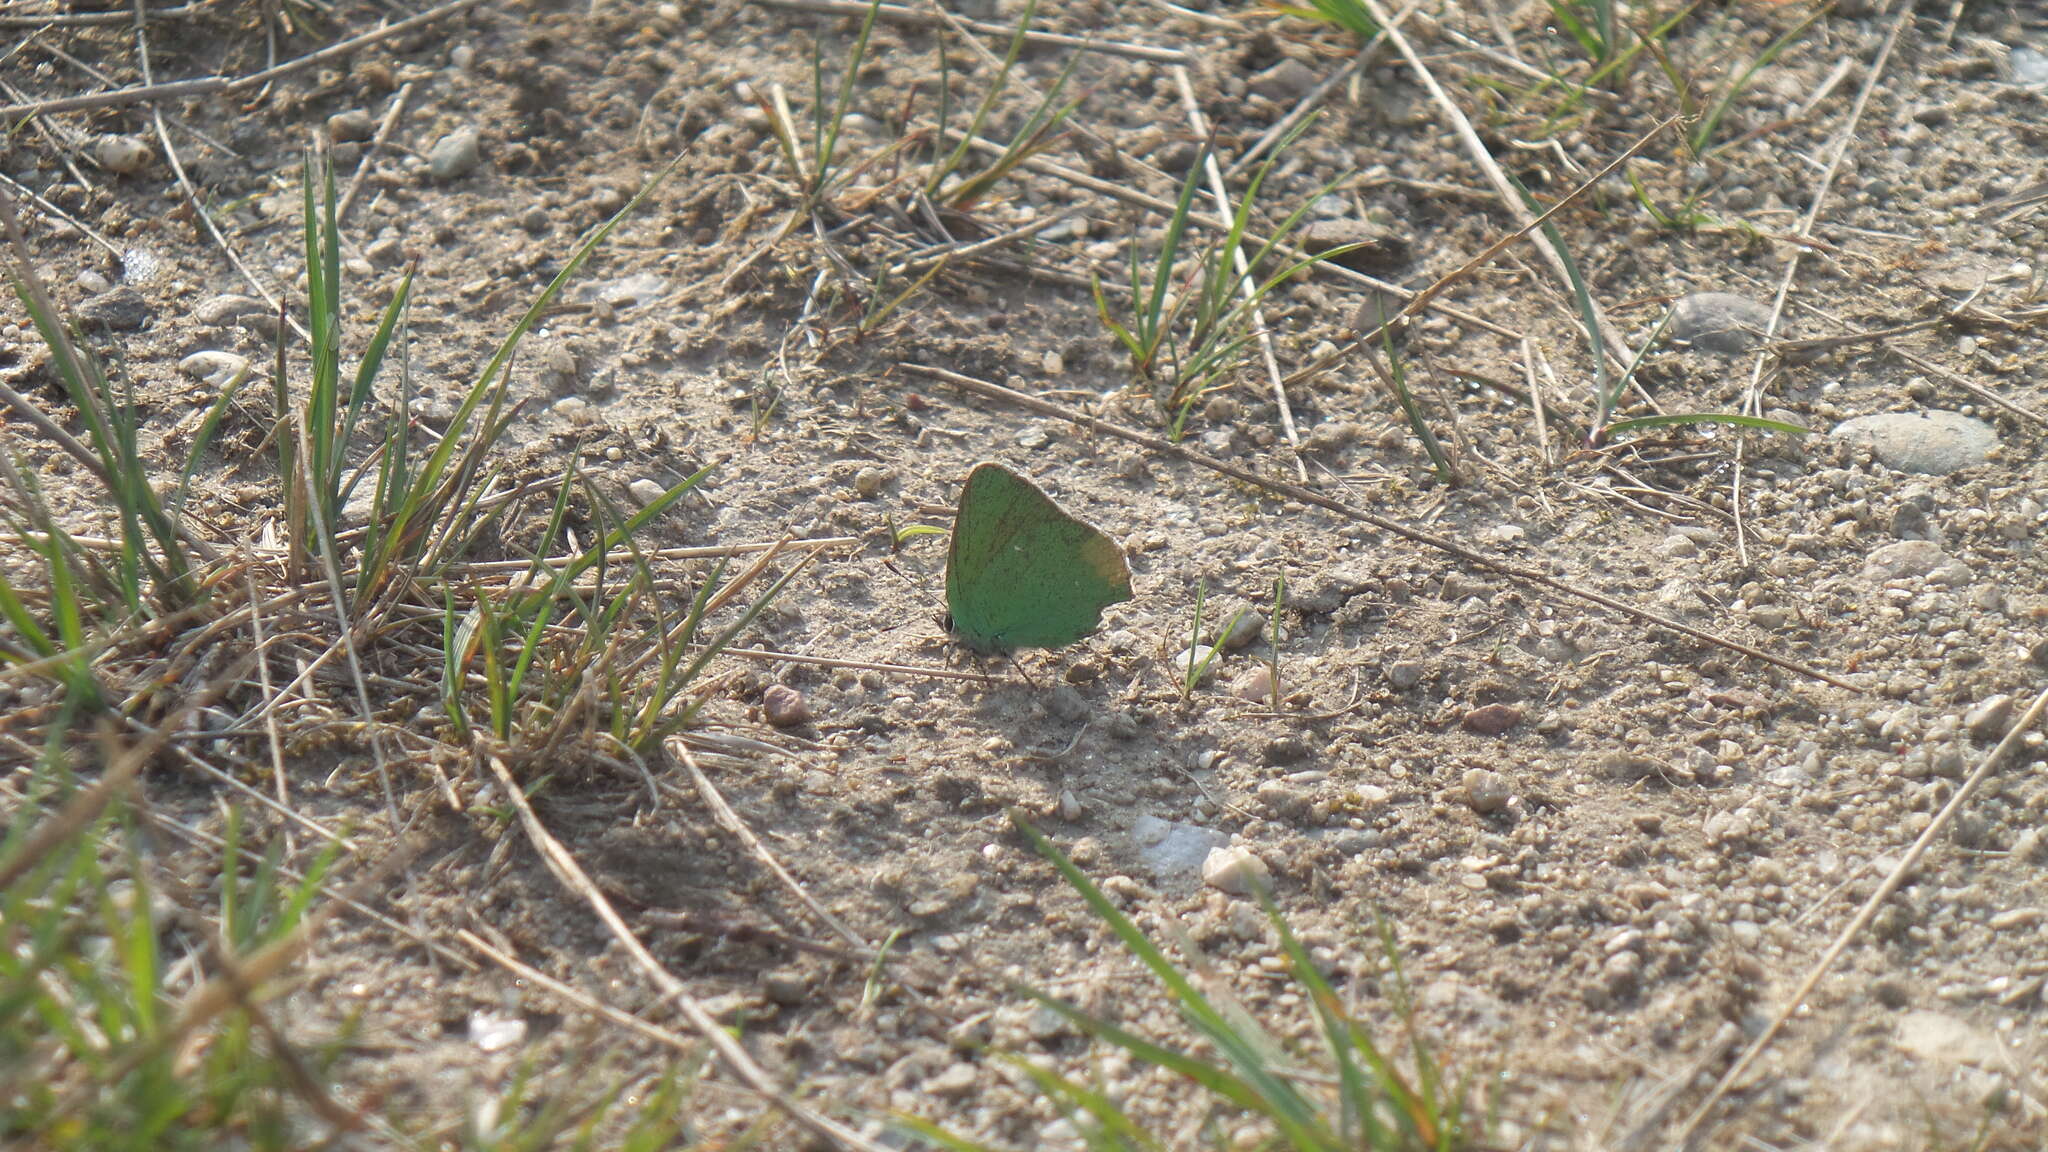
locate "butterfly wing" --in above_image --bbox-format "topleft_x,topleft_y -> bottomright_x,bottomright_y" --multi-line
947,463 -> 1132,651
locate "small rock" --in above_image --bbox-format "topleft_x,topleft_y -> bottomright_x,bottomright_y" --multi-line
1255,780 -> 1312,822
2010,45 -> 2048,87
1746,603 -> 1790,630
1602,950 -> 1641,994
194,293 -> 269,326
762,968 -> 809,1005
1057,789 -> 1084,821
1656,534 -> 1698,559
92,134 -> 151,175
74,268 -> 111,295
1297,218 -> 1412,274
761,684 -> 811,727
1831,411 -> 1997,475
365,236 -> 407,268
1229,666 -> 1274,702
467,1011 -> 527,1053
1669,291 -> 1775,355
1864,539 -> 1949,580
426,126 -> 484,181
1895,1010 -> 2005,1068
1461,768 -> 1512,814
177,350 -> 249,388
1963,694 -> 2014,743
925,1063 -> 979,1099
1211,607 -> 1268,650
852,466 -> 891,498
1703,809 -> 1753,845
326,109 -> 376,143
1131,816 -> 1228,880
1248,57 -> 1319,103
627,478 -> 667,507
1174,645 -> 1220,686
1461,703 -> 1522,735
1386,659 -> 1427,690
76,287 -> 151,331
1202,845 -> 1271,896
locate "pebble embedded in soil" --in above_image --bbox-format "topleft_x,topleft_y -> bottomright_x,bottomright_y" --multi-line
1201,845 -> 1271,896
1461,768 -> 1512,814
1248,57 -> 1319,103
1131,815 -> 1227,881
852,466 -> 891,498
761,684 -> 810,727
1174,644 -> 1220,685
1962,694 -> 2013,742
627,478 -> 667,506
426,126 -> 484,181
178,350 -> 249,388
1386,658 -> 1426,690
1830,410 -> 1998,475
326,109 -> 376,143
1461,703 -> 1522,735
1668,291 -> 1775,355
1296,218 -> 1412,274
1229,666 -> 1273,702
92,134 -> 151,175
76,287 -> 151,330
1893,1011 -> 2005,1068
194,293 -> 268,327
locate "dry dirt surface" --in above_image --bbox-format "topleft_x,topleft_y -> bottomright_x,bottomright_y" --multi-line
3,0 -> 2047,1146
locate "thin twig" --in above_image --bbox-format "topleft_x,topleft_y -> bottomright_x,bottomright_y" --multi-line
1171,65 -> 1306,477
1359,0 -> 1636,372
1669,686 -> 2048,1148
902,364 -> 1859,691
336,80 -> 415,226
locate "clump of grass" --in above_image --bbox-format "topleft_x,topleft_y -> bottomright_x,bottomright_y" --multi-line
1094,131 -> 1350,439
902,816 -> 1478,1150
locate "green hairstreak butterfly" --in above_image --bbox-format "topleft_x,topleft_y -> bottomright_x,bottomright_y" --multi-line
945,462 -> 1133,652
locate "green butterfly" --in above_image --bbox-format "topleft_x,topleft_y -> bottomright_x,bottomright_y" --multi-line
945,462 -> 1133,652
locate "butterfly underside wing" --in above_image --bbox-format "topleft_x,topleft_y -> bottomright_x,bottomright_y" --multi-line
945,462 -> 1133,652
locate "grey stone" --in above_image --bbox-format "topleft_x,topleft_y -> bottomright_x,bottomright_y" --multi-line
194,293 -> 268,326
76,287 -> 151,330
1832,411 -> 1997,475
1297,218 -> 1412,274
1249,57 -> 1319,103
1130,815 -> 1228,880
2010,46 -> 2048,87
426,126 -> 483,181
1863,539 -> 1948,580
1963,694 -> 2013,742
1669,291 -> 1775,355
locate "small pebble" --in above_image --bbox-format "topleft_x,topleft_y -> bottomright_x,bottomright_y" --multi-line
426,126 -> 484,181
74,269 -> 111,295
925,1063 -> 979,1099
1461,703 -> 1523,735
1963,694 -> 2014,742
92,134 -> 151,175
1386,659 -> 1426,690
1202,845 -> 1271,896
1462,768 -> 1512,814
1057,789 -> 1084,821
1669,291 -> 1774,355
77,287 -> 151,331
761,968 -> 809,1005
194,293 -> 269,326
1831,411 -> 1997,476
852,466 -> 891,498
1229,666 -> 1274,702
762,683 -> 810,727
449,43 -> 476,71
178,350 -> 249,388
327,109 -> 376,143
1174,645 -> 1220,685
627,478 -> 667,506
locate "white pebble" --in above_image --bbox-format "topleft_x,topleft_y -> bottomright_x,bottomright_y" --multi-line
1202,845 -> 1271,896
627,478 -> 667,506
93,134 -> 151,175
178,350 -> 250,388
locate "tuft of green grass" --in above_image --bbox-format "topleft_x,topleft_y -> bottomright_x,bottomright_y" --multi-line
1264,0 -> 1378,42
1094,128 -> 1353,439
900,817 -> 1480,1151
1177,577 -> 1246,700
